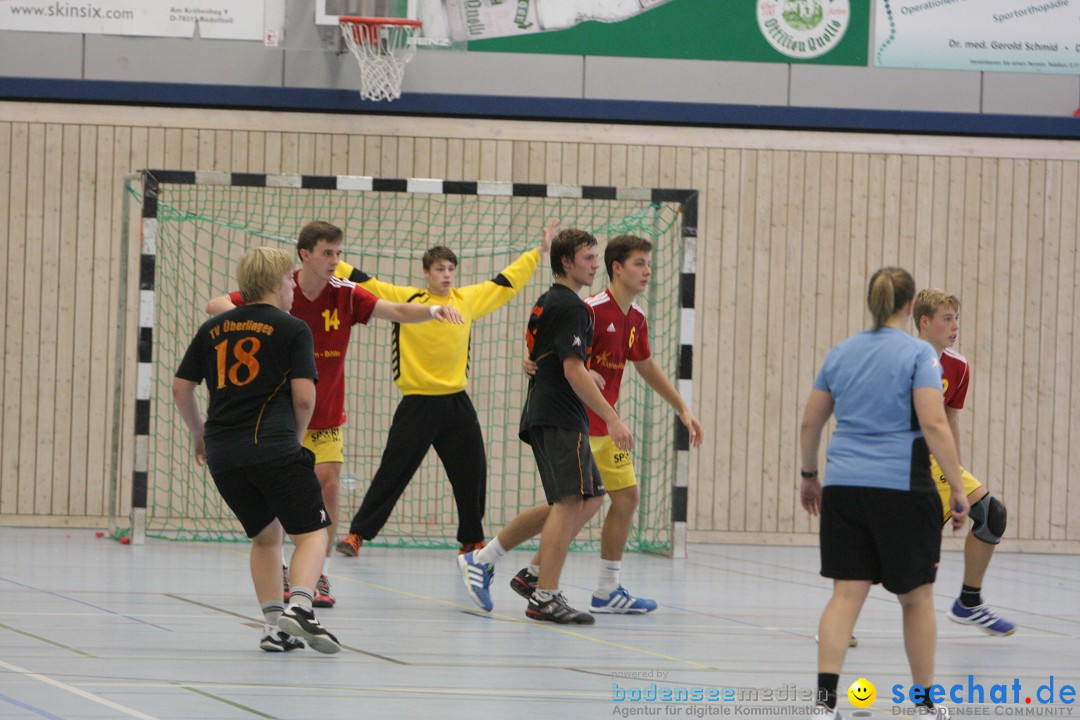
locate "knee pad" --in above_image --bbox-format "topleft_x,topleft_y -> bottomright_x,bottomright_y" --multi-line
969,494 -> 1006,544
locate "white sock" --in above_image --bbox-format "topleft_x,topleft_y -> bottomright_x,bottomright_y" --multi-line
528,564 -> 540,577
473,537 -> 506,565
321,556 -> 330,577
596,559 -> 620,596
261,601 -> 284,626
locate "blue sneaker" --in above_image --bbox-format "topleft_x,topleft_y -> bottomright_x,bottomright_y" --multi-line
590,586 -> 657,614
457,551 -> 493,611
947,599 -> 1016,636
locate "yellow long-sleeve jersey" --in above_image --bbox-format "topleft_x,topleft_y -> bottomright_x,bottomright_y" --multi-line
335,248 -> 540,396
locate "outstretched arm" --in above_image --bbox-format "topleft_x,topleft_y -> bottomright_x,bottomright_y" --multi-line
370,300 -> 463,324
632,356 -> 702,447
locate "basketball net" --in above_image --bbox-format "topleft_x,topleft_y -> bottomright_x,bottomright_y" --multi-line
339,17 -> 422,102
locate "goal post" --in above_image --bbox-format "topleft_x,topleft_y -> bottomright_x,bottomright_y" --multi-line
123,170 -> 697,556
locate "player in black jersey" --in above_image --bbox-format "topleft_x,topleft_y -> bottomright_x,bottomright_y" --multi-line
173,247 -> 341,654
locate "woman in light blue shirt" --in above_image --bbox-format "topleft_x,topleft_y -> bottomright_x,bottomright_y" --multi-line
800,267 -> 969,720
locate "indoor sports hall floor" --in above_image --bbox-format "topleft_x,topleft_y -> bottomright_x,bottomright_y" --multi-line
0,527 -> 1076,720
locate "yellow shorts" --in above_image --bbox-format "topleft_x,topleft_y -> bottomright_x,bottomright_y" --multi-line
302,427 -> 343,465
589,435 -> 637,492
931,455 -> 984,523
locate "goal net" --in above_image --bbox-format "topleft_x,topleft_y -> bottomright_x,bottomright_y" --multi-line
130,171 -> 689,554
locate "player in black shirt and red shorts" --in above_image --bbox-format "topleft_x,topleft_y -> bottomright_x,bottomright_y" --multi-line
173,247 -> 341,654
457,229 -> 634,624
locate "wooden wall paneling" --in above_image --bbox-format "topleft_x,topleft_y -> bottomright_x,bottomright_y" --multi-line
1071,167 -> 1080,541
811,150 -> 836,508
898,155 -> 918,274
685,145 -> 709,530
279,132 -> 299,173
695,146 -> 730,533
329,134 -> 349,176
911,157 -> 935,301
20,123 -> 45,515
558,142 -> 577,186
970,159 -> 999,485
1051,161 -> 1077,540
525,141 -> 545,184
545,141 -> 564,184
361,136 -> 382,176
881,154 -> 901,266
2,123 -> 27,516
443,137 -> 462,178
641,145 -> 659,190
296,132 -> 315,174
925,157 -> 949,292
262,132 -> 281,173
162,128 -> 183,169
761,149 -> 790,532
395,136 -> 415,177
246,131 -> 265,174
107,126 -> 134,520
0,122 -> 9,515
1035,161 -> 1062,540
833,156 -> 859,347
778,150 -> 806,534
461,138 -> 479,180
958,158 -> 983,467
84,126 -> 115,517
1001,160 -> 1028,540
1018,161 -> 1045,539
212,129 -> 231,172
36,124 -> 64,515
425,137 -> 446,179
727,149 -> 757,531
592,143 -> 610,186
65,125 -> 98,516
49,125 -> 80,516
494,140 -> 512,182
865,154 -> 886,293
413,137 -> 432,178
313,133 -> 332,175
345,135 -> 363,176
608,145 -> 627,187
985,159 -> 1013,538
575,143 -> 594,186
194,127 -> 213,169
229,130 -> 248,172
476,139 -> 495,180
144,128 -> 163,170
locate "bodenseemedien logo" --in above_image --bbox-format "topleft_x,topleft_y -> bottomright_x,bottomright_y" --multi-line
757,0 -> 850,60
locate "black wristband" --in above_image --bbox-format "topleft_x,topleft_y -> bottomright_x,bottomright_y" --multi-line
800,470 -> 818,479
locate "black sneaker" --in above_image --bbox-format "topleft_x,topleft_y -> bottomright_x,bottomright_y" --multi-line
260,625 -> 304,652
526,591 -> 595,625
510,567 -> 538,599
277,606 -> 342,654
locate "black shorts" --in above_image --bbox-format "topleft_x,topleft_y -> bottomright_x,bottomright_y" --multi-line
525,425 -> 605,504
820,485 -> 942,595
210,447 -> 331,538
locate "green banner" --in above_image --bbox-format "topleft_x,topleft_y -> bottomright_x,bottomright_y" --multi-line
468,0 -> 868,66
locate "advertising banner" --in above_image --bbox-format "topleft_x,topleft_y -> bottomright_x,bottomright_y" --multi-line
874,0 -> 1080,74
0,0 -> 266,40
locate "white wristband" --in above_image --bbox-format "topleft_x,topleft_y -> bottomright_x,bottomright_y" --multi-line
429,304 -> 440,318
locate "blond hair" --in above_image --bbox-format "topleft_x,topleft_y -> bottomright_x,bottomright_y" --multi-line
913,288 -> 960,329
238,247 -> 294,303
867,267 -> 916,330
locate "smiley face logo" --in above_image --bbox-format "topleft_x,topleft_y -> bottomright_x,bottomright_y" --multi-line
848,678 -> 876,708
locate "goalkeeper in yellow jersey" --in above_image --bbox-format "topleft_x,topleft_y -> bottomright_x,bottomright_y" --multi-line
336,221 -> 557,556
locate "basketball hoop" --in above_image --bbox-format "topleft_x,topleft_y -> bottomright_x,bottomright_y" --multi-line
339,16 -> 422,102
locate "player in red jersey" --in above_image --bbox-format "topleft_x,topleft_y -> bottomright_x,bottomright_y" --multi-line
914,289 -> 1015,636
206,222 -> 462,608
511,234 -> 703,614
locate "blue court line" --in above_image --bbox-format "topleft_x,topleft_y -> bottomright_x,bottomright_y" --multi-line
0,577 -> 172,632
0,691 -> 67,720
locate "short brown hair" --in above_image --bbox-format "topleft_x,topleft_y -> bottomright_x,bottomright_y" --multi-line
550,228 -> 597,277
604,234 -> 652,280
422,245 -> 458,270
913,288 -> 960,329
296,221 -> 343,260
237,247 -> 293,303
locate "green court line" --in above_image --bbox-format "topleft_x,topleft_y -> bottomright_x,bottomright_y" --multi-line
181,686 -> 278,719
0,621 -> 96,657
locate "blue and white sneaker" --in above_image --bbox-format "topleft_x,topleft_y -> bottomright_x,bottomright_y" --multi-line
947,599 -> 1016,636
590,586 -> 657,614
457,551 -> 494,611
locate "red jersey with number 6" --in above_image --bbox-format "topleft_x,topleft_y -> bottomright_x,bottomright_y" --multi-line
940,347 -> 969,410
584,289 -> 651,437
229,271 -> 378,429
